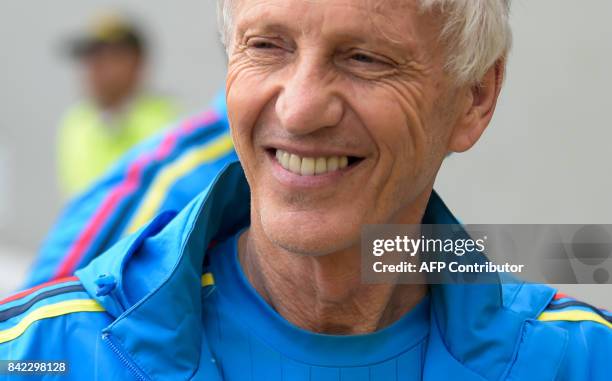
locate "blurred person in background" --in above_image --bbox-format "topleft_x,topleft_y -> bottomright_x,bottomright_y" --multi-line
57,11 -> 179,196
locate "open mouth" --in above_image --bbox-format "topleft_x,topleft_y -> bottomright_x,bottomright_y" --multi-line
268,148 -> 364,176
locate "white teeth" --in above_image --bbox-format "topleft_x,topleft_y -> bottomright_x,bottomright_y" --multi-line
289,154 -> 302,174
281,151 -> 290,168
275,149 -> 354,176
327,157 -> 339,172
339,156 -> 348,169
315,157 -> 327,175
301,157 -> 315,176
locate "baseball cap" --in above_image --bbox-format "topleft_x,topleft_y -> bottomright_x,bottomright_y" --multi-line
69,11 -> 145,58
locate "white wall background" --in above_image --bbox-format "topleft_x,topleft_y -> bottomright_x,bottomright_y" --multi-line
0,1 -> 610,307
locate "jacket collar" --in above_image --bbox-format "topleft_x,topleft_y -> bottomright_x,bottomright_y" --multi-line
421,192 -> 562,380
78,162 -> 250,380
77,162 -> 560,380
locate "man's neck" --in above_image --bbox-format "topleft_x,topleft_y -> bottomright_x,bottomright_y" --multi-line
238,227 -> 428,335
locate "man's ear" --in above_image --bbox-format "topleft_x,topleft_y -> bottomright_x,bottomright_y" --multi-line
447,59 -> 505,153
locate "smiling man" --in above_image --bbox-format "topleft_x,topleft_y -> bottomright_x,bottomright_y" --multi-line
1,0 -> 611,380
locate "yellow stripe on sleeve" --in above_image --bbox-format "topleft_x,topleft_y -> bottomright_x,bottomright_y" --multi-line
201,273 -> 215,287
538,310 -> 612,329
126,134 -> 234,234
0,299 -> 105,344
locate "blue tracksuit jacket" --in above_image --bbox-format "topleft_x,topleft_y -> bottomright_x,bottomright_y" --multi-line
2,94 -> 610,380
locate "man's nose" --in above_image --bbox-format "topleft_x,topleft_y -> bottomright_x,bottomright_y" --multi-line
275,60 -> 344,136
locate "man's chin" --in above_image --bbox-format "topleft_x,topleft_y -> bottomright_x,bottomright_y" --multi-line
262,220 -> 359,257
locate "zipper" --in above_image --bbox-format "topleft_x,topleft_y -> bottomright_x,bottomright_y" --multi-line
103,332 -> 150,381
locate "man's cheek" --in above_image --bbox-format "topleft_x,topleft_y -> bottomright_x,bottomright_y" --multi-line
227,57 -> 265,98
227,76 -> 262,138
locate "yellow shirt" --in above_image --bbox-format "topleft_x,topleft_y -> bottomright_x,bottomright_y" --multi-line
57,94 -> 178,196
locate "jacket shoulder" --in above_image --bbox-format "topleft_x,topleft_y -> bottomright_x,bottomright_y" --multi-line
536,292 -> 612,379
537,291 -> 612,331
0,276 -> 109,350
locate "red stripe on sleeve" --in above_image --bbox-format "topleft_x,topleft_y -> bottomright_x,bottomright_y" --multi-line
553,292 -> 570,301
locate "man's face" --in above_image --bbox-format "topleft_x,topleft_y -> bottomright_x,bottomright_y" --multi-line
227,0 -> 465,255
82,45 -> 142,108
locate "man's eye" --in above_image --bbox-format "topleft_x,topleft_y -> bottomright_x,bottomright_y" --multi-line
253,41 -> 277,49
248,39 -> 281,50
351,53 -> 377,64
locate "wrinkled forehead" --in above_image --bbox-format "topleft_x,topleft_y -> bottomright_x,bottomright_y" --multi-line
233,0 -> 441,52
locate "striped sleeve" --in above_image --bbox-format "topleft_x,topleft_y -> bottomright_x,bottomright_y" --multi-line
537,292 -> 612,329
0,277 -> 105,344
25,109 -> 234,288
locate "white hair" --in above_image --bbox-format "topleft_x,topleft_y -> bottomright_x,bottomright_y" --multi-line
216,0 -> 512,85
